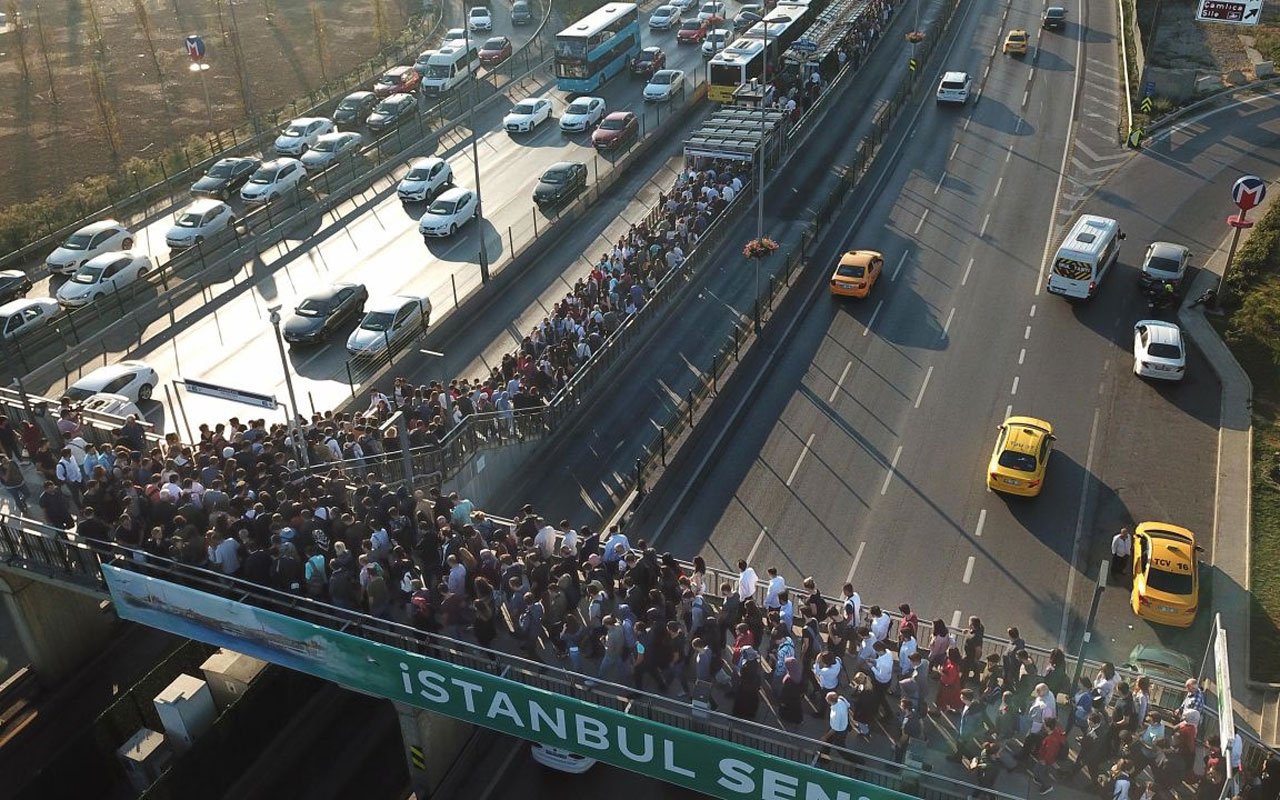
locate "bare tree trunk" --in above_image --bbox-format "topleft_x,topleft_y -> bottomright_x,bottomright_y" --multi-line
311,1 -> 330,82
85,0 -> 106,62
88,60 -> 122,158
373,0 -> 389,47
34,4 -> 56,102
131,0 -> 174,142
7,0 -> 31,83
213,0 -> 229,48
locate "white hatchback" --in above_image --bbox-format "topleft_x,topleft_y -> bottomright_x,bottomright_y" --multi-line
56,251 -> 153,308
398,157 -> 454,203
1133,320 -> 1186,381
165,199 -> 236,249
418,187 -> 479,238
45,220 -> 135,275
64,360 -> 159,402
240,158 -> 307,205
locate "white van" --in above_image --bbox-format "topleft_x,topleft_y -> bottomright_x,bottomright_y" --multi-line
1046,214 -> 1125,299
421,46 -> 480,95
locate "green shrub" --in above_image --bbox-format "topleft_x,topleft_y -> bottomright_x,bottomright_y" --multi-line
1225,201 -> 1280,297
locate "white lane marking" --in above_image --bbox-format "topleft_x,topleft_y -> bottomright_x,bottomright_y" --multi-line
914,366 -> 934,409
914,209 -> 929,234
847,541 -> 866,584
935,172 -> 947,195
1029,304 -> 1037,318
951,609 -> 963,628
863,300 -> 883,336
1059,407 -> 1101,647
1036,0 -> 1085,296
1005,403 -> 1013,419
942,307 -> 956,337
1005,144 -> 1013,163
892,252 -> 908,281
963,117 -> 971,131
1011,376 -> 1020,395
829,361 -> 852,403
1024,325 -> 1032,340
786,433 -> 816,487
747,526 -> 768,565
962,556 -> 975,584
1022,89 -> 1030,107
880,445 -> 903,495
993,177 -> 1003,198
1018,347 -> 1026,365
951,142 -> 960,160
975,509 -> 986,537
962,257 -> 975,286
980,214 -> 990,237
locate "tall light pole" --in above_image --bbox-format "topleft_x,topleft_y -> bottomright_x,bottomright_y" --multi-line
755,20 -> 769,332
267,305 -> 309,467
463,23 -> 491,283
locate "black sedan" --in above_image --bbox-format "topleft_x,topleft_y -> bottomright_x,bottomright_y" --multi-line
190,157 -> 262,200
0,269 -> 32,304
334,91 -> 380,127
533,162 -> 588,208
282,282 -> 370,344
367,93 -> 418,133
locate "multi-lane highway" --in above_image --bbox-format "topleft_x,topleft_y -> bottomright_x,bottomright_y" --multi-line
23,0 -> 711,428
493,0 -> 1256,670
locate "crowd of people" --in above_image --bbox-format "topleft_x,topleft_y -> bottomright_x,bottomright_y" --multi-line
2,407 -> 1278,800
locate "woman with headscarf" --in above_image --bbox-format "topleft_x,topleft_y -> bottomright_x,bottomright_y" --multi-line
778,655 -> 805,726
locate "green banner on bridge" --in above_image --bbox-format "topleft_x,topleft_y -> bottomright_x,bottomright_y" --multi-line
102,565 -> 915,800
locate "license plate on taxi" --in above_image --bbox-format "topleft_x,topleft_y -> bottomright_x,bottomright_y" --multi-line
1001,478 -> 1020,486
1159,606 -> 1177,614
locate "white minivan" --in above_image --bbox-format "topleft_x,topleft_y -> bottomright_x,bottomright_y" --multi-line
1046,214 -> 1125,299
421,46 -> 480,96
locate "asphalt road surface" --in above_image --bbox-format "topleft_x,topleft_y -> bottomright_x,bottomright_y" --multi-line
22,0 -> 710,429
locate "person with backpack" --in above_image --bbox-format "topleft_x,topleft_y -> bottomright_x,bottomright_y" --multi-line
407,580 -> 436,632
271,541 -> 304,594
303,546 -> 328,600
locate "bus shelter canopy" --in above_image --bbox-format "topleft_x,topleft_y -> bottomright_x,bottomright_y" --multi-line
683,106 -> 789,163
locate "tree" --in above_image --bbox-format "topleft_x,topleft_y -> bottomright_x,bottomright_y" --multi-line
131,0 -> 173,140
85,0 -> 106,62
6,0 -> 31,83
373,0 -> 389,47
33,4 -> 57,102
87,60 -> 122,158
311,1 -> 330,82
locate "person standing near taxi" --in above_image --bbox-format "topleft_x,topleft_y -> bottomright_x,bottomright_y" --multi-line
1112,528 -> 1132,586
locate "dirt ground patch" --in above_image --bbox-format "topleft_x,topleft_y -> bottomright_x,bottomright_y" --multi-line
1135,0 -> 1254,72
0,0 -> 418,211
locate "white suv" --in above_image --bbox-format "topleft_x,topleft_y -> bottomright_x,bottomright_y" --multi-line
936,71 -> 972,104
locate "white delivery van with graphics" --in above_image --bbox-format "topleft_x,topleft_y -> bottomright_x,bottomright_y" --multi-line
1046,214 -> 1125,299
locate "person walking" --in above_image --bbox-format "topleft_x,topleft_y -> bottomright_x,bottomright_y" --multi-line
1032,718 -> 1067,794
732,647 -> 763,720
1,457 -> 29,514
935,647 -> 965,713
893,698 -> 925,763
819,691 -> 851,757
55,447 -> 84,508
1112,528 -> 1133,585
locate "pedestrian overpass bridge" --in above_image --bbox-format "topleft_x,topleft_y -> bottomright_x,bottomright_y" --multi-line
0,515 -> 1247,800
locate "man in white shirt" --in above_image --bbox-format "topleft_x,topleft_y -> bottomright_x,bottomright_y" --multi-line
821,692 -> 851,751
870,642 -> 895,718
868,604 -> 891,643
533,520 -> 557,559
446,555 -> 467,596
736,559 -> 758,602
764,567 -> 785,610
559,520 -> 579,555
55,447 -> 84,506
898,630 -> 918,676
813,651 -> 843,693
1111,528 -> 1132,586
841,583 -> 862,624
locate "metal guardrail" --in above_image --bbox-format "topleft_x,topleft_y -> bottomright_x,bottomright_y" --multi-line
0,515 -> 1019,800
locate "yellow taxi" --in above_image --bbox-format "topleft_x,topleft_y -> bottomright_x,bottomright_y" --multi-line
1131,522 -> 1200,627
986,415 -> 1054,496
829,250 -> 883,298
1003,29 -> 1029,55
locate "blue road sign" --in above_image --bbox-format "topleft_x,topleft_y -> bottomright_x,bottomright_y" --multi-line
792,38 -> 818,52
1143,81 -> 1156,97
185,34 -> 206,61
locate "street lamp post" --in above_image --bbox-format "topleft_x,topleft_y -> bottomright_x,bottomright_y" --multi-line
463,24 -> 491,283
755,20 -> 769,333
1065,560 -> 1109,734
267,304 -> 309,467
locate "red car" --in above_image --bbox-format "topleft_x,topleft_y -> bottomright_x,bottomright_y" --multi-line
479,35 -> 513,67
592,111 -> 640,150
374,66 -> 420,98
630,46 -> 667,77
676,17 -> 714,43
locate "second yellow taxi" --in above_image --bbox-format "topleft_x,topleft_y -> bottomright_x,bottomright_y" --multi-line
986,415 -> 1054,496
1131,522 -> 1200,628
1003,29 -> 1029,55
829,250 -> 883,298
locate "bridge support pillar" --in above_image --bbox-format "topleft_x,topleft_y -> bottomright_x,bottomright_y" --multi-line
0,575 -> 116,688
395,701 -> 475,797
